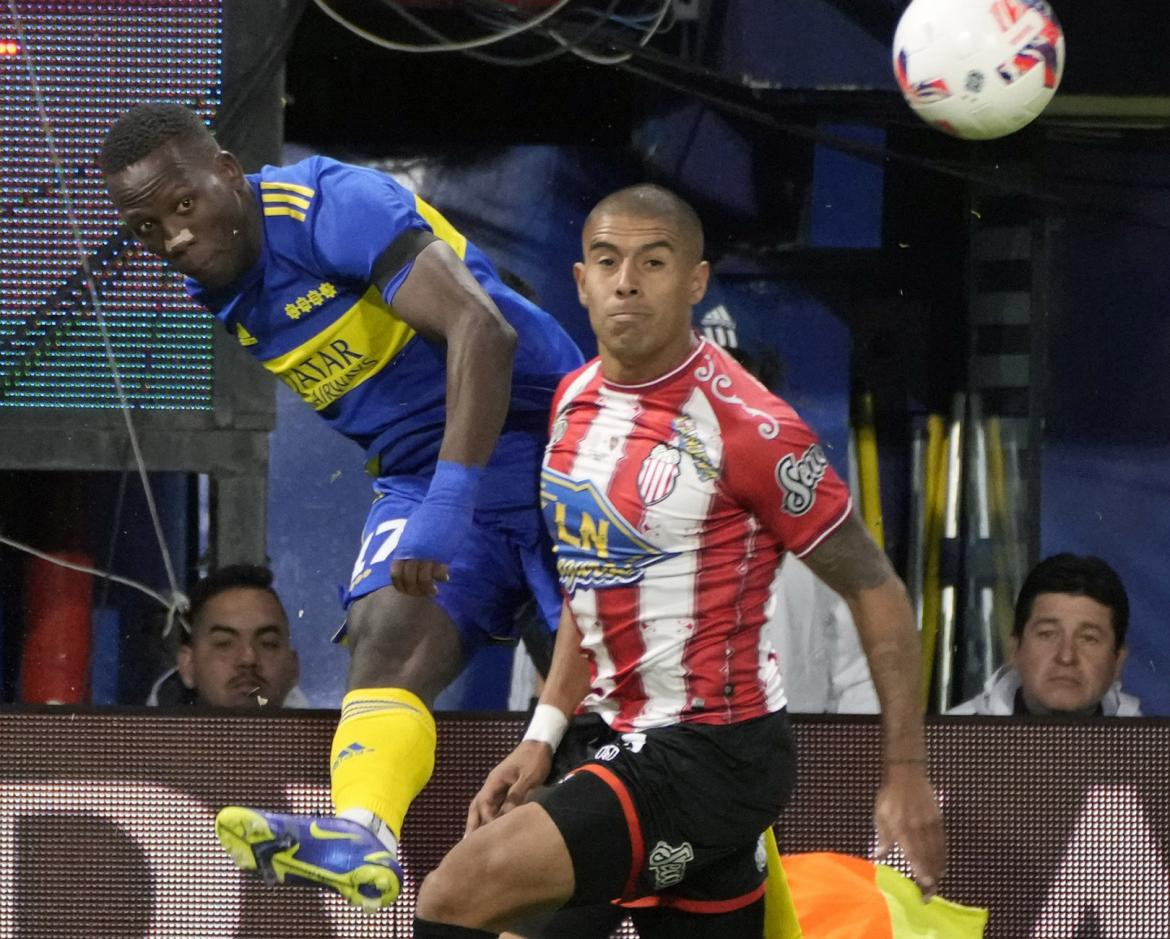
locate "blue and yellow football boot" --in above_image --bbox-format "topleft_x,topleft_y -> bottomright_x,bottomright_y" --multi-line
215,806 -> 402,911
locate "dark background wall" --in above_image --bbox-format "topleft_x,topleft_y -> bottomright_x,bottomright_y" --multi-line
268,0 -> 1170,712
2,0 -> 1167,713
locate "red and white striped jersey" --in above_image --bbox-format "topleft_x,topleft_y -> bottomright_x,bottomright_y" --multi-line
541,338 -> 852,731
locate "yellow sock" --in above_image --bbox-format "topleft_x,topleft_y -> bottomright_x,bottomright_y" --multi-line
330,688 -> 437,839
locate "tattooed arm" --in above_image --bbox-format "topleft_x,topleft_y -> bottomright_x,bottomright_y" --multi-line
804,513 -> 946,896
804,514 -> 924,760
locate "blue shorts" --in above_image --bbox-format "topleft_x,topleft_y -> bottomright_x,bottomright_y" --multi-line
340,472 -> 562,654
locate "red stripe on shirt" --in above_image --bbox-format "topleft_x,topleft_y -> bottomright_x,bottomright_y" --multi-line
601,378 -> 694,727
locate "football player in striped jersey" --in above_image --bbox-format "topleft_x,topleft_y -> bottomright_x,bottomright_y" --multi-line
415,184 -> 944,939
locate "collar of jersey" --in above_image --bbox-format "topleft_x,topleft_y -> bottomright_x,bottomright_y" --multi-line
601,334 -> 707,392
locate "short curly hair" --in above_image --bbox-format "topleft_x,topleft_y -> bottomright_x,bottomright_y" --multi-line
99,103 -> 217,177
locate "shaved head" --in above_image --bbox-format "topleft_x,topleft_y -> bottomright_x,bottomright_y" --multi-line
584,184 -> 704,261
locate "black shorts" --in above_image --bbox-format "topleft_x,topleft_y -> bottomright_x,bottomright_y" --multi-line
534,710 -> 795,915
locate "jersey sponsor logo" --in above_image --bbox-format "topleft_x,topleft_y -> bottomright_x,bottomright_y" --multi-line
671,415 -> 719,481
262,286 -> 416,410
637,443 -> 681,505
648,840 -> 694,889
540,468 -> 674,593
776,443 -> 828,516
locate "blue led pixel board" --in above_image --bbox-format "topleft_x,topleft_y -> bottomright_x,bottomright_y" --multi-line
0,0 -> 221,409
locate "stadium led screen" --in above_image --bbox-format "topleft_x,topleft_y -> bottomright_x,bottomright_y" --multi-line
0,1 -> 220,410
0,711 -> 1166,937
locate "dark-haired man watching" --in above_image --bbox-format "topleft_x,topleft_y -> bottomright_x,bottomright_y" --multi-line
950,553 -> 1141,716
147,564 -> 305,709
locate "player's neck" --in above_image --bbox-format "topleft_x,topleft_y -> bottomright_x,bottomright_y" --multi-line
601,333 -> 699,387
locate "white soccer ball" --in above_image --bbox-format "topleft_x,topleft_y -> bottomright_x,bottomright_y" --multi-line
893,0 -> 1065,140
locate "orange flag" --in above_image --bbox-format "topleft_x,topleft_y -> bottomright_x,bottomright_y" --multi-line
770,851 -> 988,939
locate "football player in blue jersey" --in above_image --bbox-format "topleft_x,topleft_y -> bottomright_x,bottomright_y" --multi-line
101,103 -> 583,912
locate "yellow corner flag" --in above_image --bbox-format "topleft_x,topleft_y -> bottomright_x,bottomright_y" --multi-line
763,828 -> 804,938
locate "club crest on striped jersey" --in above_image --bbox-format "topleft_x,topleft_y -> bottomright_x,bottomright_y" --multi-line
540,468 -> 674,592
637,443 -> 681,505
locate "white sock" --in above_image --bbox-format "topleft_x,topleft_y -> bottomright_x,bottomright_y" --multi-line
336,807 -> 398,854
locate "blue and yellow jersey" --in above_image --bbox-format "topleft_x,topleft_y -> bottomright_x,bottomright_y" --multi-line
188,156 -> 582,492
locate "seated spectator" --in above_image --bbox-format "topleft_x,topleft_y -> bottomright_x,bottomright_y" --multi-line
148,564 -> 307,708
949,553 -> 1141,716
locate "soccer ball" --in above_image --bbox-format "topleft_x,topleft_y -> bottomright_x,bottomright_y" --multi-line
893,0 -> 1065,140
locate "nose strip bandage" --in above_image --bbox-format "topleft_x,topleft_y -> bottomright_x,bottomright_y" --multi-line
165,228 -> 194,253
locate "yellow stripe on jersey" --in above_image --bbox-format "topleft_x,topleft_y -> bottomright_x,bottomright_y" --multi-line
262,285 -> 416,411
260,180 -> 316,197
264,206 -> 307,222
261,192 -> 312,210
236,322 -> 257,346
413,195 -> 467,259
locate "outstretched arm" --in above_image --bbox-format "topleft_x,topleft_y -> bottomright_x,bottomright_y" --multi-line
377,239 -> 517,596
803,513 -> 946,896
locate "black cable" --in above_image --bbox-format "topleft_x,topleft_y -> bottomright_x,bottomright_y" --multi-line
373,0 -> 630,68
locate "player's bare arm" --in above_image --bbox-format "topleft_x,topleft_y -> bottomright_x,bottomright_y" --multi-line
374,238 -> 518,595
382,239 -> 517,466
803,513 -> 946,895
466,602 -> 591,834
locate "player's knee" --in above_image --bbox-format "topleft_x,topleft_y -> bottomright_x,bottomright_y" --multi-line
415,864 -> 457,923
419,828 -> 540,926
416,844 -> 495,924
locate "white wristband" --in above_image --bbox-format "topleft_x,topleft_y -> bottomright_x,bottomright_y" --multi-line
522,703 -> 569,750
